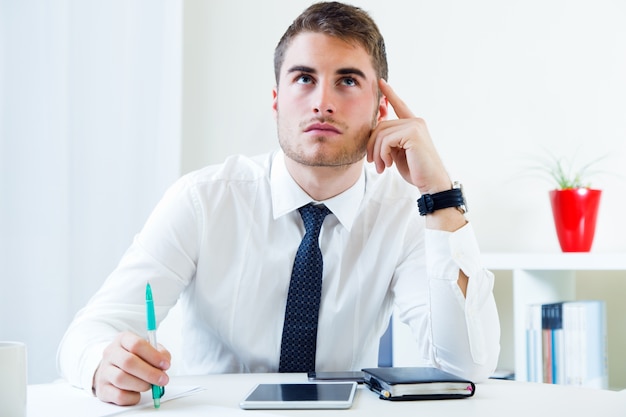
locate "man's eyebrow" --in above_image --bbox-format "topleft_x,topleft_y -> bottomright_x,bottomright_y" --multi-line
285,66 -> 367,79
287,65 -> 316,74
336,67 -> 367,79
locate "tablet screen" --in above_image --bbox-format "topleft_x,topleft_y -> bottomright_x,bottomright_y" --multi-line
239,382 -> 357,409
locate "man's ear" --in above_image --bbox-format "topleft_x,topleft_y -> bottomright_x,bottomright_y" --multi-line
377,94 -> 389,122
272,87 -> 278,119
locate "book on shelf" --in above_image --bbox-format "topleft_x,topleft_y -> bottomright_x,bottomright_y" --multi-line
542,303 -> 565,384
525,300 -> 607,388
526,303 -> 543,383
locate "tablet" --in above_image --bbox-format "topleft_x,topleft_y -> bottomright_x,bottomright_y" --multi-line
239,382 -> 357,410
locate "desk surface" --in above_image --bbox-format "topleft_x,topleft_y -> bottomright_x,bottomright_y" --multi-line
29,373 -> 626,417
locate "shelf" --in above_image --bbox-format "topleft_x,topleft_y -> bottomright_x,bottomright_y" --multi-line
482,252 -> 626,385
482,252 -> 626,271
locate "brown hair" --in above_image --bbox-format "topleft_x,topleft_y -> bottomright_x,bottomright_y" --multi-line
274,1 -> 388,84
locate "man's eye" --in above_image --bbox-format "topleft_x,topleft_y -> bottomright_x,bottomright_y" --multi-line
341,77 -> 357,87
297,75 -> 314,84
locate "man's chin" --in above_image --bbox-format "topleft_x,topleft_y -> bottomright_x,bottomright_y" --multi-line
283,148 -> 366,168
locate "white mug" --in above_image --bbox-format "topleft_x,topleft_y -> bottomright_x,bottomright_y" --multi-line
0,342 -> 27,417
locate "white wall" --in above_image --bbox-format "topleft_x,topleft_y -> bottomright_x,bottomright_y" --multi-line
181,0 -> 626,388
182,0 -> 626,253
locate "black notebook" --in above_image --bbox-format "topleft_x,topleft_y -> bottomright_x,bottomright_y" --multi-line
362,367 -> 476,401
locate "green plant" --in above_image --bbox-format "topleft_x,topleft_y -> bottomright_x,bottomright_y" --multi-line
531,150 -> 606,190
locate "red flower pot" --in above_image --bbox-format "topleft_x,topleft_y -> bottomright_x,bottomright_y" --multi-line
549,188 -> 602,252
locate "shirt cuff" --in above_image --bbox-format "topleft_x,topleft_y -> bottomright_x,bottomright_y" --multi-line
425,222 -> 481,280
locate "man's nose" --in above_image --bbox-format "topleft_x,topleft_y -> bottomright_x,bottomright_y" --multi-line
312,84 -> 336,115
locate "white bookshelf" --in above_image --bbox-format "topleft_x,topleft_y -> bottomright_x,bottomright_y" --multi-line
482,252 -> 626,382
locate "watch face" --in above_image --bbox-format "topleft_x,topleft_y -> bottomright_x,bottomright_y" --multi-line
453,182 -> 468,213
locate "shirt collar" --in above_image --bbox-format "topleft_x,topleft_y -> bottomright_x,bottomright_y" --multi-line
270,150 -> 364,231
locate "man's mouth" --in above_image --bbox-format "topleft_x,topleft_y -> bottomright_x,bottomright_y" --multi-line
304,122 -> 342,134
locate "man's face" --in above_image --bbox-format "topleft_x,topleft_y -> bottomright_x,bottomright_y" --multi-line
273,32 -> 387,168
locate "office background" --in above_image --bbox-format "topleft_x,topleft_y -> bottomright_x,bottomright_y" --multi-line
1,0 -> 625,388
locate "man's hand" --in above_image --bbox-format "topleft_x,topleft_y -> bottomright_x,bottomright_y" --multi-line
367,79 -> 451,195
367,79 -> 467,235
92,332 -> 171,406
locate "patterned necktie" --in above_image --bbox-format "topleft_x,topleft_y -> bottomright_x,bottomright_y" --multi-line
279,203 -> 331,373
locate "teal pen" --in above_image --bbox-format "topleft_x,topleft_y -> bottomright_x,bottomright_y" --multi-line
146,282 -> 165,408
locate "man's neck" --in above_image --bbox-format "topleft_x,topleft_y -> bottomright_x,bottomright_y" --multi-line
284,157 -> 364,201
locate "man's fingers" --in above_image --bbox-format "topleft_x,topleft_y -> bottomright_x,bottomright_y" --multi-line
93,358 -> 148,406
99,354 -> 153,393
96,382 -> 142,406
378,79 -> 415,119
369,119 -> 413,172
114,334 -> 170,386
368,79 -> 417,173
119,333 -> 171,373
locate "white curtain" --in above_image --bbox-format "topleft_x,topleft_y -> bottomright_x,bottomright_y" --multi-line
0,0 -> 182,383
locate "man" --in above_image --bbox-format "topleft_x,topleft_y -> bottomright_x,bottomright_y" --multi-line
58,1 -> 500,406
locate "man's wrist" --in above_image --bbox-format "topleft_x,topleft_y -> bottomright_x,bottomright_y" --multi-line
417,182 -> 467,216
425,208 -> 468,232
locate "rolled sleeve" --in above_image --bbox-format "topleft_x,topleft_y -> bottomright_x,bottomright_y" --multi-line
426,222 -> 482,280
425,222 -> 500,379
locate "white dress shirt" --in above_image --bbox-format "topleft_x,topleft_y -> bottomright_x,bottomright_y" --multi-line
57,150 -> 500,393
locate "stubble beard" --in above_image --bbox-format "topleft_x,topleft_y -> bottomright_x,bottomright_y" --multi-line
277,113 -> 378,169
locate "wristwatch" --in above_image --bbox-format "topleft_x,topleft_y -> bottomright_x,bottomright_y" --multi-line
417,181 -> 467,216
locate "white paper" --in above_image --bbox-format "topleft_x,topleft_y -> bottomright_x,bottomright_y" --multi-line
27,382 -> 205,417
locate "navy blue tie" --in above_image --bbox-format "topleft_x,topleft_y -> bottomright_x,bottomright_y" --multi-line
279,203 -> 331,373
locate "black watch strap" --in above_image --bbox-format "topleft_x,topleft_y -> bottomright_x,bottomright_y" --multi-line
417,187 -> 465,216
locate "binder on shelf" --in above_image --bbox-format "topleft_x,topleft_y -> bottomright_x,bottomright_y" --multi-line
562,300 -> 608,389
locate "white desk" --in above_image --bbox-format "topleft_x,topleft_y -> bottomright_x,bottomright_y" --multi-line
28,373 -> 626,417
